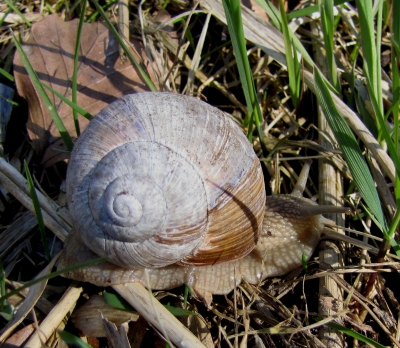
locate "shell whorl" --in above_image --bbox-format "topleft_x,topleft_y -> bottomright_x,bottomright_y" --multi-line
67,92 -> 266,269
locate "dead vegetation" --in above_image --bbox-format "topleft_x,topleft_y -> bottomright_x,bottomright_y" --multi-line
0,0 -> 399,347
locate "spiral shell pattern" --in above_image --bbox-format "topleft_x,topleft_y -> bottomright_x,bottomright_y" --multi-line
67,92 -> 265,269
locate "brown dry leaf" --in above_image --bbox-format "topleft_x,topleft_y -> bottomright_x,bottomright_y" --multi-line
184,310 -> 213,348
0,211 -> 37,258
13,14 -> 156,166
101,313 -> 131,348
242,0 -> 269,22
71,294 -> 139,338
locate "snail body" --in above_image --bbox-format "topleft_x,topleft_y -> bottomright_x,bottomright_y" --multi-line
60,92 -> 348,296
61,194 -> 326,295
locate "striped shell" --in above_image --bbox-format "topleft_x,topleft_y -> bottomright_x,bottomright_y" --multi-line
67,92 -> 266,269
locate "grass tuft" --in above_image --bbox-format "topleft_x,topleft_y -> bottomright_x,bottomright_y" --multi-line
222,0 -> 266,153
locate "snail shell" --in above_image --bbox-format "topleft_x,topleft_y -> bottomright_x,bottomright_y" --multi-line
66,92 -> 266,270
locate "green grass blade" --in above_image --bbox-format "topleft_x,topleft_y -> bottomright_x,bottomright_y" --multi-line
0,261 -> 12,320
87,0 -> 117,23
59,331 -> 92,348
104,290 -> 196,316
318,0 -> 340,92
0,0 -> 14,27
313,68 -> 385,230
279,0 -> 300,107
326,322 -> 386,348
41,83 -> 93,120
164,304 -> 196,316
71,0 -> 87,136
24,161 -> 51,261
4,0 -> 32,27
364,88 -> 400,180
0,261 -> 6,308
91,0 -> 157,92
104,289 -> 135,310
301,252 -> 308,273
221,0 -> 266,152
183,284 -> 190,308
393,0 -> 400,49
182,18 -> 195,48
352,63 -> 378,135
392,0 -> 400,204
12,32 -> 74,151
253,0 -> 314,67
355,0 -> 384,139
0,67 -> 14,82
221,0 -> 255,116
286,0 -> 347,20
355,1 -> 376,86
387,208 -> 400,243
351,2 -> 400,189
375,1 -> 384,123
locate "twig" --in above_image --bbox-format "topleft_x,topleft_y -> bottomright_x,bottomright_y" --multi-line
24,283 -> 83,348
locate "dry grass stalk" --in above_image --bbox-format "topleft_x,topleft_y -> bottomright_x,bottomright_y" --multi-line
24,283 -> 83,348
113,284 -> 206,347
71,294 -> 139,337
118,0 -> 130,59
308,18 -> 346,348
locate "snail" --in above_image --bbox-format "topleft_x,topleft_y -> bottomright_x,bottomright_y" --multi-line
58,92 -> 349,297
